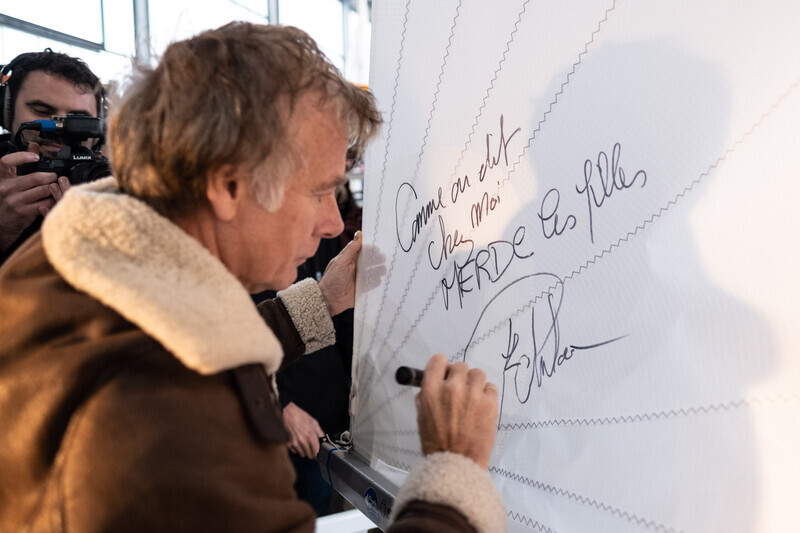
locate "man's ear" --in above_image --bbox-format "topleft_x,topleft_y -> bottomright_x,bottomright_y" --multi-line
206,164 -> 246,221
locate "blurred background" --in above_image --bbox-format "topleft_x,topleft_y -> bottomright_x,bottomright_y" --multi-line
1,0 -> 371,198
1,0 -> 372,84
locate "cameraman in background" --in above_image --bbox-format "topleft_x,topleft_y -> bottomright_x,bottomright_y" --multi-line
0,49 -> 105,264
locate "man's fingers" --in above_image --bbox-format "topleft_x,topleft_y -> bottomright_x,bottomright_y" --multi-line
2,175 -> 59,206
0,151 -> 40,174
284,402 -> 325,458
423,353 -> 449,387
309,421 -> 324,457
23,198 -> 55,221
49,183 -> 62,202
300,434 -> 317,459
298,439 -> 311,458
290,433 -> 310,458
338,230 -> 362,264
18,182 -> 59,205
416,353 -> 500,469
310,436 -> 321,458
466,367 -> 488,390
57,176 -> 71,196
446,361 -> 469,385
350,230 -> 363,251
48,177 -> 71,203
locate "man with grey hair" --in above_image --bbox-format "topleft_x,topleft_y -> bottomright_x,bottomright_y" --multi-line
0,23 -> 506,532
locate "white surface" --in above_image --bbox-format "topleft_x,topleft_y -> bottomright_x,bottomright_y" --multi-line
353,1 -> 800,531
316,509 -> 375,533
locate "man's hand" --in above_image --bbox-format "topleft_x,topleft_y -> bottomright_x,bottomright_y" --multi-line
0,143 -> 66,251
415,354 -> 499,469
318,230 -> 362,316
282,402 -> 325,459
46,174 -> 71,208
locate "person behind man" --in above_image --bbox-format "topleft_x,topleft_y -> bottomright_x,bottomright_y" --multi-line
0,49 -> 105,263
0,23 -> 506,532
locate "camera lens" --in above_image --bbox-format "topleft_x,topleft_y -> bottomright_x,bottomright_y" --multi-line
68,160 -> 112,185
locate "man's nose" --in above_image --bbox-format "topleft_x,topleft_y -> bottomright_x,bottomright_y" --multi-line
318,193 -> 345,239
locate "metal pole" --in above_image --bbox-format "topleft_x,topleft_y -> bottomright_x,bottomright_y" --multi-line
342,0 -> 350,77
268,0 -> 279,25
133,0 -> 152,66
318,440 -> 398,530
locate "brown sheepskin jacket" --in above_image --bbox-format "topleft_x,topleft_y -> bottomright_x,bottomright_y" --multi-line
0,178 -> 506,533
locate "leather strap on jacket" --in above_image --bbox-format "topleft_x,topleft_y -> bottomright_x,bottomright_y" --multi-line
231,364 -> 290,444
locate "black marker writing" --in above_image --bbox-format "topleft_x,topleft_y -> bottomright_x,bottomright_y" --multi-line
478,114 -> 521,183
539,187 -> 577,239
393,114 -> 521,255
497,275 -> 627,424
395,182 -> 447,252
470,186 -> 502,229
428,214 -> 474,271
575,142 -> 647,243
440,226 -> 534,310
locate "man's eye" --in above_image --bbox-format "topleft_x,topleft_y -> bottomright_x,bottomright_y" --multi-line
31,107 -> 51,117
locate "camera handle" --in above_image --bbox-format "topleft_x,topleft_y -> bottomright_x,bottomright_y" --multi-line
14,116 -> 103,149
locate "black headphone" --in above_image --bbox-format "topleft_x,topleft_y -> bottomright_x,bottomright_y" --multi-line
0,51 -> 107,148
0,52 -> 36,133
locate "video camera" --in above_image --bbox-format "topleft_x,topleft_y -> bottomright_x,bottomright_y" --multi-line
11,115 -> 110,185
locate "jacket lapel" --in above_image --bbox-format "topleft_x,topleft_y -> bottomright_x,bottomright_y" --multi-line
42,177 -> 284,376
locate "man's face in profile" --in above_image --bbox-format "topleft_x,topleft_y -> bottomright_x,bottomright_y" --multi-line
12,70 -> 97,158
228,98 -> 349,293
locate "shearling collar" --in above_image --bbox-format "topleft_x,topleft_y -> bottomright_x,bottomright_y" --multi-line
41,177 -> 283,376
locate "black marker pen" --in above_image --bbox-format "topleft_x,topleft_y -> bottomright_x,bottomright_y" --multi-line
395,366 -> 424,387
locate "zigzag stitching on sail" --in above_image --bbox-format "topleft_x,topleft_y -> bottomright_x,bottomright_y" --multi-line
359,0 -> 464,391
460,77 -> 800,354
355,0 -> 414,358
359,1 -> 618,402
492,467 -> 679,532
506,511 -> 556,533
498,394 -> 800,430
